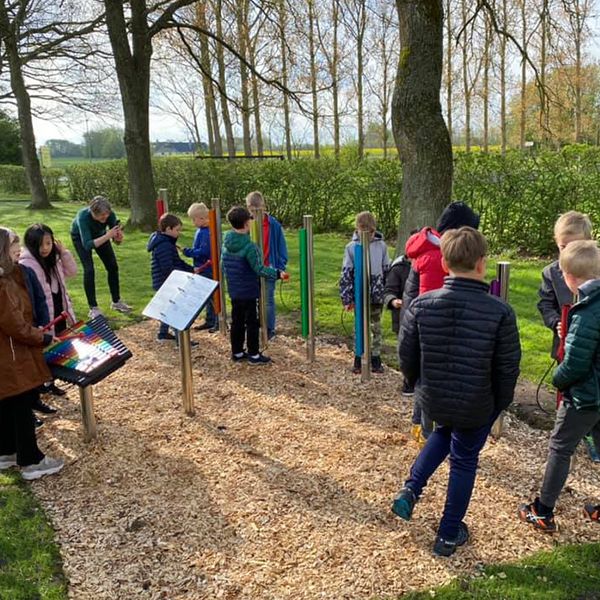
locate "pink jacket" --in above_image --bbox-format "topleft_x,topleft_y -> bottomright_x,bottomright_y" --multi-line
19,246 -> 77,332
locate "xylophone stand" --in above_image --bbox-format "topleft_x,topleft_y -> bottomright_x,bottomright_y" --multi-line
178,329 -> 195,416
79,386 -> 97,442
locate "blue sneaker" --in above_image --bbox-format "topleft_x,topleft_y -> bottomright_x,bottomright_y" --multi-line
433,521 -> 469,557
391,487 -> 417,521
584,435 -> 600,463
248,353 -> 271,366
231,352 -> 248,362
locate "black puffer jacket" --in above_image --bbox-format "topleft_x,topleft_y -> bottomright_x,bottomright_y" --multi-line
399,277 -> 521,428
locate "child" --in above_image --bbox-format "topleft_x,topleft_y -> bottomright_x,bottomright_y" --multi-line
245,192 -> 288,340
340,211 -> 391,374
537,211 -> 599,462
0,227 -> 64,480
183,202 -> 217,332
520,240 -> 600,533
222,206 -> 287,365
147,213 -> 194,342
391,227 -> 520,557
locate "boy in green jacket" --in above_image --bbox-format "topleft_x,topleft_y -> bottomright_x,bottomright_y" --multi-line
519,240 -> 600,533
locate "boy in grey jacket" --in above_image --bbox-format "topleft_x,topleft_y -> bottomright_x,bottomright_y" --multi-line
340,211 -> 390,373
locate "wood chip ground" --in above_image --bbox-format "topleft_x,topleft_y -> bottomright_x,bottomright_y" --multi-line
31,321 -> 600,599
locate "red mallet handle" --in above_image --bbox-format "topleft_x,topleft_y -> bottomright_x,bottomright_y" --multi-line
42,311 -> 68,332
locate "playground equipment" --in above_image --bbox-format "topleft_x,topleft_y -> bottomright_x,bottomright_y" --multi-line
354,231 -> 372,382
490,261 -> 510,438
209,198 -> 228,336
156,188 -> 168,221
250,207 -> 269,350
299,215 -> 316,361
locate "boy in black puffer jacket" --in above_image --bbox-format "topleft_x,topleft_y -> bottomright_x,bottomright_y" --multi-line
520,240 -> 600,533
391,227 -> 521,557
147,213 -> 194,342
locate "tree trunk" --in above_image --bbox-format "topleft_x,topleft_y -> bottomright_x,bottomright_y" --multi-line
574,16 -> 582,143
500,0 -> 507,153
308,0 -> 320,159
332,0 -> 340,160
356,0 -> 366,160
393,0 -> 452,250
540,0 -> 549,146
483,17 -> 490,152
278,0 -> 292,160
460,0 -> 470,152
249,54 -> 264,155
520,0 -> 527,150
445,0 -> 452,144
236,0 -> 252,156
214,0 -> 236,157
104,0 -> 156,230
0,4 -> 50,209
381,31 -> 389,159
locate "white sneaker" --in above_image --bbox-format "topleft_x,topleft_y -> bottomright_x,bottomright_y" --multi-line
0,454 -> 17,469
88,306 -> 104,319
21,456 -> 64,481
111,300 -> 132,313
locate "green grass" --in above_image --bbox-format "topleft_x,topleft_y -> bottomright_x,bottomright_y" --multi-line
401,542 -> 600,599
0,471 -> 67,599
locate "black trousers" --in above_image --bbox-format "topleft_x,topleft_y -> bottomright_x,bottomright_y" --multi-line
71,233 -> 120,307
0,389 -> 44,467
230,298 -> 260,356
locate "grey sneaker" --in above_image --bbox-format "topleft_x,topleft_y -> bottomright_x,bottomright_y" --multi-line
88,306 -> 103,319
0,454 -> 17,469
21,456 -> 64,481
111,300 -> 132,313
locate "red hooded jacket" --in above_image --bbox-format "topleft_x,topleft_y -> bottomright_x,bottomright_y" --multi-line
405,227 -> 448,295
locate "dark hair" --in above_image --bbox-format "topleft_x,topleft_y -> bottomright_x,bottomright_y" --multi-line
159,213 -> 182,232
24,223 -> 57,283
227,206 -> 252,230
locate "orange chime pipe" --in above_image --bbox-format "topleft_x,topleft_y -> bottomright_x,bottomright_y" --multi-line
208,208 -> 222,314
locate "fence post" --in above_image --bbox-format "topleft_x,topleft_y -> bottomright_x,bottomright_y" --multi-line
302,215 -> 316,361
360,231 -> 371,382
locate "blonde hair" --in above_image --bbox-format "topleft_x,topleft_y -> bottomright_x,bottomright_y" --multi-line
554,211 -> 593,241
187,202 -> 209,219
559,240 -> 600,280
355,211 -> 377,232
440,227 -> 488,273
245,191 -> 265,210
0,227 -> 19,276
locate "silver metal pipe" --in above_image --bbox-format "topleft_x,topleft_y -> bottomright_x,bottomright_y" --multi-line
360,231 -> 371,382
212,197 -> 228,336
253,208 -> 269,350
79,386 -> 97,442
158,188 -> 169,211
178,329 -> 195,416
304,215 -> 316,362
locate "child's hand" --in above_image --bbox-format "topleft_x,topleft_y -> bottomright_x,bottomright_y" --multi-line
557,322 -> 563,339
392,299 -> 403,309
182,247 -> 192,257
54,240 -> 65,254
344,304 -> 354,312
279,271 -> 289,281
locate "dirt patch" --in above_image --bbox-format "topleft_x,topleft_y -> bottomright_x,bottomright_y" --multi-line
31,321 -> 600,599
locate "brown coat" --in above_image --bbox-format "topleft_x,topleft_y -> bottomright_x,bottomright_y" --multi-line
0,266 -> 51,401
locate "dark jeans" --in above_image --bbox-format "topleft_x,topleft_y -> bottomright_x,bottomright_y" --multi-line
71,233 -> 120,307
540,403 -> 600,509
231,297 -> 259,356
0,389 -> 45,466
404,418 -> 493,539
200,272 -> 216,327
158,321 -> 170,337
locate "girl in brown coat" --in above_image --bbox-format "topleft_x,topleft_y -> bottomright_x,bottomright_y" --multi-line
0,228 -> 64,480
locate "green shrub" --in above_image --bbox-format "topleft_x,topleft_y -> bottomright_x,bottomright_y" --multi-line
0,165 -> 64,201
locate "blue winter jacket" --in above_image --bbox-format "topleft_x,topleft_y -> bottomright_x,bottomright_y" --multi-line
147,232 -> 194,291
222,230 -> 279,300
21,265 -> 50,327
266,215 -> 288,270
183,226 -> 211,268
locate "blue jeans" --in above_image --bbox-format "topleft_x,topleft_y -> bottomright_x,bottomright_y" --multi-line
404,418 -> 493,539
266,278 -> 276,337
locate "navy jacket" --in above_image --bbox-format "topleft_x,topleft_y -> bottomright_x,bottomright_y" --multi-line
21,265 -> 50,327
399,277 -> 521,429
222,231 -> 278,300
147,232 -> 194,291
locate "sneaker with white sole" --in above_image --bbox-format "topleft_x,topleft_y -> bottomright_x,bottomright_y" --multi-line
0,454 -> 17,470
21,456 -> 64,481
88,306 -> 104,319
111,300 -> 132,313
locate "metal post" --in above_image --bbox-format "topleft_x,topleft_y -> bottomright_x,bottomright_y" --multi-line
157,188 -> 169,221
79,386 -> 97,442
304,215 -> 316,362
491,261 -> 511,438
212,197 -> 228,336
178,329 -> 195,416
252,207 -> 269,350
360,231 -> 371,382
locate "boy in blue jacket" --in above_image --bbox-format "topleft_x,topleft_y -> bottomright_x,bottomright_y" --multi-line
245,191 -> 287,339
183,202 -> 217,332
520,240 -> 600,533
147,214 -> 194,342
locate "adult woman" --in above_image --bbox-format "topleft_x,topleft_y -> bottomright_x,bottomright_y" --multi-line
70,196 -> 131,318
0,227 -> 64,480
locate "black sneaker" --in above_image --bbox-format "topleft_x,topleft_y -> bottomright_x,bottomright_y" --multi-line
391,487 -> 417,521
41,382 -> 66,397
402,380 -> 415,397
156,332 -> 177,342
518,498 -> 557,533
34,415 -> 44,428
371,356 -> 384,374
194,322 -> 213,331
231,352 -> 248,362
33,396 -> 58,414
433,522 -> 469,557
248,353 -> 271,366
352,356 -> 361,374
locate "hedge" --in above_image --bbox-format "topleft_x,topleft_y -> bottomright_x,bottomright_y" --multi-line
0,165 -> 64,201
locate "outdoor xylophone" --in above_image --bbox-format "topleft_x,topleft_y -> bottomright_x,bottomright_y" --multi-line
44,316 -> 132,440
